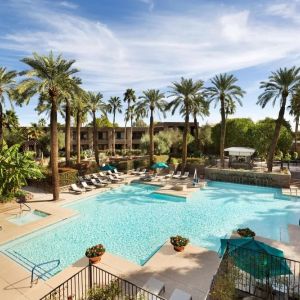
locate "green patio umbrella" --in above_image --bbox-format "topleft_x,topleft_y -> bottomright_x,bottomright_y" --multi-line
220,238 -> 291,280
151,162 -> 169,169
100,164 -> 116,171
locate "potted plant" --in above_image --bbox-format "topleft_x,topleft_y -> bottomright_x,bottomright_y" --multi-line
85,244 -> 106,264
237,228 -> 255,239
170,235 -> 189,252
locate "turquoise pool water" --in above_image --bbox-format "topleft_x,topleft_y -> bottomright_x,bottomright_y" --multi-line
1,181 -> 300,277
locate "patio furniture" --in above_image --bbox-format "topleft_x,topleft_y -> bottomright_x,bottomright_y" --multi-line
69,184 -> 85,194
108,175 -> 120,183
169,288 -> 192,300
172,171 -> 182,179
138,169 -> 147,175
113,168 -> 124,175
91,179 -> 105,188
81,181 -> 95,191
131,168 -> 140,175
165,171 -> 174,178
180,172 -> 189,179
142,277 -> 165,296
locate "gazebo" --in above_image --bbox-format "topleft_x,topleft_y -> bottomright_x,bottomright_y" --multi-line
224,147 -> 255,169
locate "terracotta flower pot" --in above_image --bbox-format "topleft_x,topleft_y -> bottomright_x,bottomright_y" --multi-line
88,255 -> 102,264
174,246 -> 185,252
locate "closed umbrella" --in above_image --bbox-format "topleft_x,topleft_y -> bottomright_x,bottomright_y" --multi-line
193,169 -> 198,184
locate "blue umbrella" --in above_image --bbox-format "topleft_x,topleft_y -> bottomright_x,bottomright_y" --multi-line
151,162 -> 169,169
100,164 -> 116,171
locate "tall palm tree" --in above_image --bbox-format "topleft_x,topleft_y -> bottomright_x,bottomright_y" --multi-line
17,52 -> 79,200
257,67 -> 300,171
137,89 -> 166,165
206,73 -> 245,168
73,91 -> 89,164
0,67 -> 17,147
123,88 -> 136,152
107,96 -> 122,156
87,91 -> 104,165
167,78 -> 205,172
191,95 -> 210,150
3,110 -> 19,131
289,89 -> 300,152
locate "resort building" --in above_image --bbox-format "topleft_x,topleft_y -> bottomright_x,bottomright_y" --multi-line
70,122 -> 197,151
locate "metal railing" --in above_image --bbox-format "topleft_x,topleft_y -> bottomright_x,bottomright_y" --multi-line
31,259 -> 60,286
40,263 -> 166,300
208,241 -> 300,299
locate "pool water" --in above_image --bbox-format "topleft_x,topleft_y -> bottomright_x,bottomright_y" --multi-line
1,182 -> 300,277
7,210 -> 49,225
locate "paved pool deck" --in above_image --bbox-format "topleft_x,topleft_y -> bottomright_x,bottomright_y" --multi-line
1,176 -> 300,299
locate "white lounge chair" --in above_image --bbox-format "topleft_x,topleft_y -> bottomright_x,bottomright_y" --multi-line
113,173 -> 124,181
113,168 -> 124,175
165,171 -> 174,178
137,277 -> 165,299
108,175 -> 120,183
97,178 -> 109,185
169,289 -> 192,300
91,179 -> 105,188
98,172 -> 107,178
81,181 -> 95,191
180,172 -> 189,179
173,171 -> 182,179
139,169 -> 147,175
69,184 -> 85,194
131,168 -> 140,175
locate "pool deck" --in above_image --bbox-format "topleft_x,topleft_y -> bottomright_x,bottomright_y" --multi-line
1,176 -> 300,299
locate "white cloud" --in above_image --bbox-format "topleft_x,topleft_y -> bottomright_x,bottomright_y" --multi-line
59,1 -> 78,9
266,1 -> 300,23
139,0 -> 154,12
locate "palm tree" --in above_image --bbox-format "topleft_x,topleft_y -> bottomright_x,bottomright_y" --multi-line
137,89 -> 166,165
17,52 -> 79,200
73,91 -> 89,164
257,67 -> 300,171
167,78 -> 205,172
206,73 -> 245,168
3,110 -> 19,131
107,96 -> 122,156
87,91 -> 104,165
0,67 -> 17,147
289,89 -> 300,152
123,88 -> 136,152
191,95 -> 209,150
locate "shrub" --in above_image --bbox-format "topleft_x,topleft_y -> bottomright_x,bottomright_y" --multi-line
153,155 -> 169,163
0,143 -> 44,200
87,281 -> 121,300
293,151 -> 299,160
237,228 -> 255,238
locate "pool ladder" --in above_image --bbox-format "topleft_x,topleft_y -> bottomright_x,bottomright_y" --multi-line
31,259 -> 60,286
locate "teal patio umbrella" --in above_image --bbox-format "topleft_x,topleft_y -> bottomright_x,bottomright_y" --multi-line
151,162 -> 169,169
100,164 -> 116,171
220,238 -> 291,280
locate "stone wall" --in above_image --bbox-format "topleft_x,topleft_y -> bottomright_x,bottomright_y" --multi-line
205,167 -> 291,188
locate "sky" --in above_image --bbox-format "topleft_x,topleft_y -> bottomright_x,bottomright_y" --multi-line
1,0 -> 300,127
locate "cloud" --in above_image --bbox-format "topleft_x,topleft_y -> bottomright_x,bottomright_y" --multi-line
139,0 -> 154,11
266,1 -> 300,22
58,1 -> 78,9
2,0 -> 300,98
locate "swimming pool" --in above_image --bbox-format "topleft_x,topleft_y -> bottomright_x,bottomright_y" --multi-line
1,181 -> 300,278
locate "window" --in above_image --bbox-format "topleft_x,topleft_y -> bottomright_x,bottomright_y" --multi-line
98,132 -> 107,140
80,132 -> 88,140
132,132 -> 144,140
116,132 -> 124,139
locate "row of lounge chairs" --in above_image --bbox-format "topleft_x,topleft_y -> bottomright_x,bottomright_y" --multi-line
69,170 -> 127,194
140,171 -> 190,182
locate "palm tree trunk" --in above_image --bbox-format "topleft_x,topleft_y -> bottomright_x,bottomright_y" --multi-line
295,115 -> 299,152
267,97 -> 287,172
130,115 -> 133,153
149,109 -> 154,166
0,101 -> 3,149
193,115 -> 200,150
93,111 -> 99,165
181,104 -> 189,173
76,111 -> 81,164
50,97 -> 60,200
220,96 -> 226,168
113,112 -> 116,156
65,100 -> 71,166
124,122 -> 127,152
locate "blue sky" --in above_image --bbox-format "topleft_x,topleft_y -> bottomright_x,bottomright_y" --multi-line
1,0 -> 300,127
